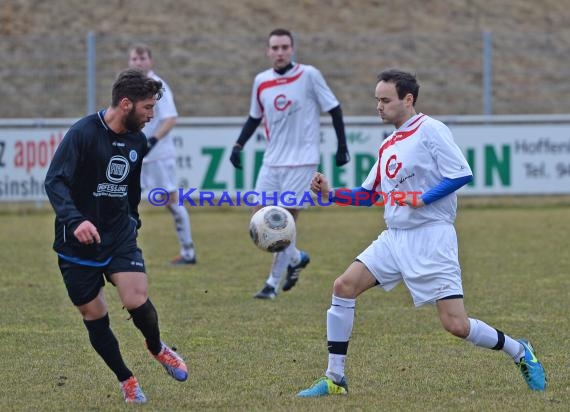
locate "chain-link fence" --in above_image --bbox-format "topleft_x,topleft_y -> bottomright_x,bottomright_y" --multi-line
2,30 -> 570,118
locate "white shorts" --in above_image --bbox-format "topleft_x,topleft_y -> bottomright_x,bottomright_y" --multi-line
254,165 -> 316,209
141,158 -> 178,193
357,223 -> 463,307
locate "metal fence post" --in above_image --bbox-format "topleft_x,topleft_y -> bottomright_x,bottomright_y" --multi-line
86,31 -> 96,115
482,30 -> 493,115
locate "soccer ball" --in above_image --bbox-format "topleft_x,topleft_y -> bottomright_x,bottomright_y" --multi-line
249,206 -> 296,252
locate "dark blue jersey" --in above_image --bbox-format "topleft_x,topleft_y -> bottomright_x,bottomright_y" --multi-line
45,110 -> 148,262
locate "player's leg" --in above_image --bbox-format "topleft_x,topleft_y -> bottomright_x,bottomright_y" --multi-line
79,290 -> 148,403
412,224 -> 546,392
141,159 -> 195,265
252,166 -> 287,298
58,258 -> 145,403
280,165 -> 315,291
161,158 -> 196,264
167,188 -> 196,264
281,205 -> 310,291
437,298 -> 546,391
109,251 -> 188,382
298,229 -> 405,397
297,260 -> 377,397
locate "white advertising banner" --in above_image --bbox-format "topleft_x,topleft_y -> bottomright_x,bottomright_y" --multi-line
0,116 -> 569,202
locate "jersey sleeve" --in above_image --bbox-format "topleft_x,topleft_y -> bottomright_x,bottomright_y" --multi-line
308,67 -> 339,113
156,79 -> 178,120
427,121 -> 472,179
361,157 -> 381,191
249,74 -> 264,119
44,128 -> 86,230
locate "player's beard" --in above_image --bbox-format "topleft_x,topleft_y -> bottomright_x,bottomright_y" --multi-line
124,106 -> 144,132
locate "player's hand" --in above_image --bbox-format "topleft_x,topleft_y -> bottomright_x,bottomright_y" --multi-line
335,144 -> 350,167
147,136 -> 158,151
311,172 -> 332,198
230,144 -> 243,169
134,217 -> 142,230
73,220 -> 101,245
400,193 -> 425,208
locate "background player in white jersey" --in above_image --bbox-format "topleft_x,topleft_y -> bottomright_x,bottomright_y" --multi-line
129,44 -> 196,265
229,28 -> 350,299
297,69 -> 546,397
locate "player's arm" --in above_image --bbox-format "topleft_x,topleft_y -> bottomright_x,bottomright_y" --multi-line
146,116 -> 176,151
153,116 -> 177,140
311,173 -> 376,207
328,105 -> 350,167
44,131 -> 100,243
332,187 -> 378,207
401,175 -> 473,208
44,131 -> 87,231
229,116 -> 262,169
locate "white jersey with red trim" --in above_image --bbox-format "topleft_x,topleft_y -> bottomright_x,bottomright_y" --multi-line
249,63 -> 339,166
143,71 -> 178,163
361,113 -> 472,229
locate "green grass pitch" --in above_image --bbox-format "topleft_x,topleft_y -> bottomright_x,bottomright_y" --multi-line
0,201 -> 568,411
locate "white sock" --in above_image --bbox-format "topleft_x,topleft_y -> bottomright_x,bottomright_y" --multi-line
167,203 -> 194,259
265,250 -> 289,288
325,295 -> 356,381
509,340 -> 525,363
326,354 -> 346,383
287,237 -> 301,266
466,318 -> 523,361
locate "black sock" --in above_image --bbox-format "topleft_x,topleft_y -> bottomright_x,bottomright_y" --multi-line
83,314 -> 132,382
327,341 -> 349,355
128,299 -> 162,355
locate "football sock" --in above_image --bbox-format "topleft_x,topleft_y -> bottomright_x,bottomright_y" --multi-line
266,250 -> 289,288
83,314 -> 132,382
128,299 -> 162,355
286,238 -> 301,266
326,295 -> 356,380
167,203 -> 194,259
465,318 -> 523,360
326,354 -> 346,383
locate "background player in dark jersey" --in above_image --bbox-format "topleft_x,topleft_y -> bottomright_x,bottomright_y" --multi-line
45,69 -> 188,404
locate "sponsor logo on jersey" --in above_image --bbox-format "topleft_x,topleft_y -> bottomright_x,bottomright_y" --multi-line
274,94 -> 292,111
106,155 -> 130,183
94,183 -> 128,198
385,154 -> 402,178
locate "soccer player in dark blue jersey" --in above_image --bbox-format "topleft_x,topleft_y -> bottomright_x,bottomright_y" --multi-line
45,69 -> 188,404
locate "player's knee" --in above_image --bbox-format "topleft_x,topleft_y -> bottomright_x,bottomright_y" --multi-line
332,276 -> 357,299
122,289 -> 148,311
441,317 -> 469,338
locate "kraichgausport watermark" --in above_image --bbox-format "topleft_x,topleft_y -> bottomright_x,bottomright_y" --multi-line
147,188 -> 423,207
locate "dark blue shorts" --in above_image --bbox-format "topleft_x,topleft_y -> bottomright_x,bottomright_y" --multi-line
57,248 -> 146,306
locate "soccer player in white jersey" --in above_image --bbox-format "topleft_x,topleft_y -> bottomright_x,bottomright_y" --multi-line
229,28 -> 350,299
297,69 -> 546,397
129,44 -> 196,265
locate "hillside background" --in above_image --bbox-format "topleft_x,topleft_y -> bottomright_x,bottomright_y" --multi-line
1,0 -> 569,118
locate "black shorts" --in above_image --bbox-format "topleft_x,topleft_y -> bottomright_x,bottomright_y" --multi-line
57,248 -> 146,306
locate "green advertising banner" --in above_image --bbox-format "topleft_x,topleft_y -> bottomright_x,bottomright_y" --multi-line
0,116 -> 569,201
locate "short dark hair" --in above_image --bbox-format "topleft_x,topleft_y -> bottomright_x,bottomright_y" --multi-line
377,69 -> 420,105
129,43 -> 152,58
111,69 -> 163,107
268,28 -> 294,46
